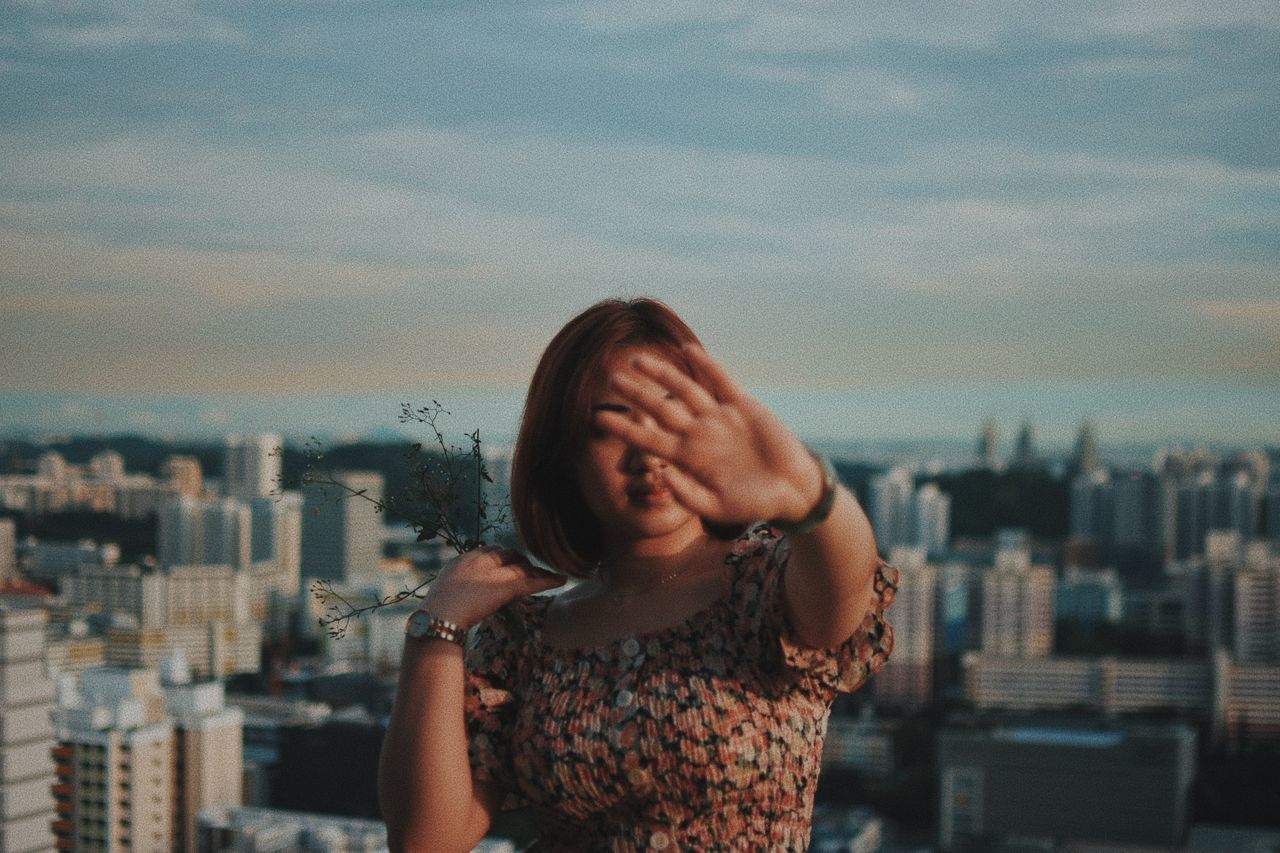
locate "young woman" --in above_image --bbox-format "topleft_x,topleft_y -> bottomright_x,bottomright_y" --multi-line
379,298 -> 897,852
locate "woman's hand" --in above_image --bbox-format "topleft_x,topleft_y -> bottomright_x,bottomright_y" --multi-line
596,343 -> 825,527
419,545 -> 564,630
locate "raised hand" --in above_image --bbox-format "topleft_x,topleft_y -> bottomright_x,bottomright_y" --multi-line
596,343 -> 825,527
420,545 -> 564,629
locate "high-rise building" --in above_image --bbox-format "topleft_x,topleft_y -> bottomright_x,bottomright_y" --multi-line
1068,421 -> 1100,477
936,563 -> 974,654
975,419 -> 999,470
200,499 -> 251,569
223,434 -> 281,502
160,652 -> 244,853
1010,419 -> 1041,472
301,471 -> 385,589
1233,540 -> 1280,665
158,496 -> 251,569
249,492 -> 302,614
870,470 -> 950,557
876,547 -> 935,707
0,517 -> 16,584
1268,483 -> 1280,538
53,667 -> 175,850
36,452 -> 67,483
870,468 -> 914,552
61,563 -> 264,679
0,607 -> 56,853
161,455 -> 203,499
1056,566 -> 1122,628
981,543 -> 1055,658
912,484 -> 951,558
159,496 -> 204,568
88,451 -> 125,483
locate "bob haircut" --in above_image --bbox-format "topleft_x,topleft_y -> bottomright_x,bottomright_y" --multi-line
511,298 -> 740,578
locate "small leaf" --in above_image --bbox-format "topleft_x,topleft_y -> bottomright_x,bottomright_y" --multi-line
417,527 -> 438,542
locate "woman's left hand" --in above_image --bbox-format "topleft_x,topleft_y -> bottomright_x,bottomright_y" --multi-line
596,342 -> 825,526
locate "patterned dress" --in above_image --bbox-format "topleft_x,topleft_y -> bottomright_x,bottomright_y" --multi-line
464,526 -> 898,851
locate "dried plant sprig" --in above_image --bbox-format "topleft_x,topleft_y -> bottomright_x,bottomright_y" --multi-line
299,403 -> 522,641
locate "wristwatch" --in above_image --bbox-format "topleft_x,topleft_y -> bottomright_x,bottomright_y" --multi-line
404,610 -> 467,646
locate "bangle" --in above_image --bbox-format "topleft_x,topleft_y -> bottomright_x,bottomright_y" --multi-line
770,452 -> 839,536
404,610 -> 468,646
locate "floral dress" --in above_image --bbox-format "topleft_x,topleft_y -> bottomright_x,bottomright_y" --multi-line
464,526 -> 898,851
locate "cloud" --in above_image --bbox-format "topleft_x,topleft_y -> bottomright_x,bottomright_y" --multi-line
1189,299 -> 1280,332
1048,55 -> 1198,79
13,0 -> 243,50
556,0 -> 1280,52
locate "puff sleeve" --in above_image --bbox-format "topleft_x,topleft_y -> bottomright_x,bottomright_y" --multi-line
727,525 -> 898,699
463,601 -> 531,811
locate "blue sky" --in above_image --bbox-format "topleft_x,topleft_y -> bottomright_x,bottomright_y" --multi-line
2,1 -> 1278,447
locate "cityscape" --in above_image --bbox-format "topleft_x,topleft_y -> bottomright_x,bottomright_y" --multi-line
0,420 -> 1276,851
4,0 -> 1279,851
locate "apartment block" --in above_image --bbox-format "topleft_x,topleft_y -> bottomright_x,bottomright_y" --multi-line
0,607 -> 56,853
52,668 -> 175,852
875,547 -> 935,707
980,546 -> 1054,658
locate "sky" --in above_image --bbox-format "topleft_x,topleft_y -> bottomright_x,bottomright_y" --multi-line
2,1 -> 1278,449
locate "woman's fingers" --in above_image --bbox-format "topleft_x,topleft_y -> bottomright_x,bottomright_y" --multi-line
681,343 -> 743,403
595,409 -> 682,459
630,352 -> 718,415
611,371 -> 695,433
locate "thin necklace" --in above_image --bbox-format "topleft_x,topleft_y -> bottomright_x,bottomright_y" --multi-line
597,561 -> 693,606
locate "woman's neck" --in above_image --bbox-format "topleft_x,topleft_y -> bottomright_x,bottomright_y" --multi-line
599,527 -> 721,589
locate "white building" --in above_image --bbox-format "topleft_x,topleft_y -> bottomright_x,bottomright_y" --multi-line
875,547 -> 935,707
981,544 -> 1055,658
159,496 -> 252,570
53,666 -> 175,850
962,649 -> 1280,747
0,517 -> 16,583
0,607 -> 56,853
913,483 -> 951,557
196,805 -> 388,852
870,469 -> 951,556
223,434 -> 282,502
301,471 -> 385,589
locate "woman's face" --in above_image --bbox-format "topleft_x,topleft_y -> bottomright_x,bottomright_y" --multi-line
573,345 -> 703,554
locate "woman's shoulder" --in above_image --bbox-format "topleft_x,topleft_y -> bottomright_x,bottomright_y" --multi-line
468,594 -> 551,657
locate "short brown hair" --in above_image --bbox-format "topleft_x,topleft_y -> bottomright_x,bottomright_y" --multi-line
511,298 -> 701,577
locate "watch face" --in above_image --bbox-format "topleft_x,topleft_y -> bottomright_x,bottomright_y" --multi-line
406,610 -> 433,638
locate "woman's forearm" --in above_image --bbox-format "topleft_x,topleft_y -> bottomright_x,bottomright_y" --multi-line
782,484 -> 883,649
378,637 -> 490,853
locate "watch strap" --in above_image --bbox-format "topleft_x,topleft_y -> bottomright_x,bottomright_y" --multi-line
405,610 -> 468,646
770,452 -> 839,536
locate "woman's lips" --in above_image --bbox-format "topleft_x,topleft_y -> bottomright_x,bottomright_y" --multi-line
628,483 -> 670,502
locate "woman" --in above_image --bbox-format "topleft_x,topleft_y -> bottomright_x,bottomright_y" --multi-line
379,298 -> 897,852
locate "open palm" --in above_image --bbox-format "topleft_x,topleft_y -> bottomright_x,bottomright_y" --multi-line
596,343 -> 821,526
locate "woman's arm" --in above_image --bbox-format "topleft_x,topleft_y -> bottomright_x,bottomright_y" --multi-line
597,343 -> 883,649
379,638 -> 497,853
378,547 -> 564,852
773,470 -> 883,649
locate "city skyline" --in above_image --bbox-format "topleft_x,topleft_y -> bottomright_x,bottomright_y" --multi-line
1,378 -> 1276,451
2,2 -> 1278,446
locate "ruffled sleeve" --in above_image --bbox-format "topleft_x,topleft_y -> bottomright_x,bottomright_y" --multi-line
727,525 -> 898,699
463,600 -> 531,811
